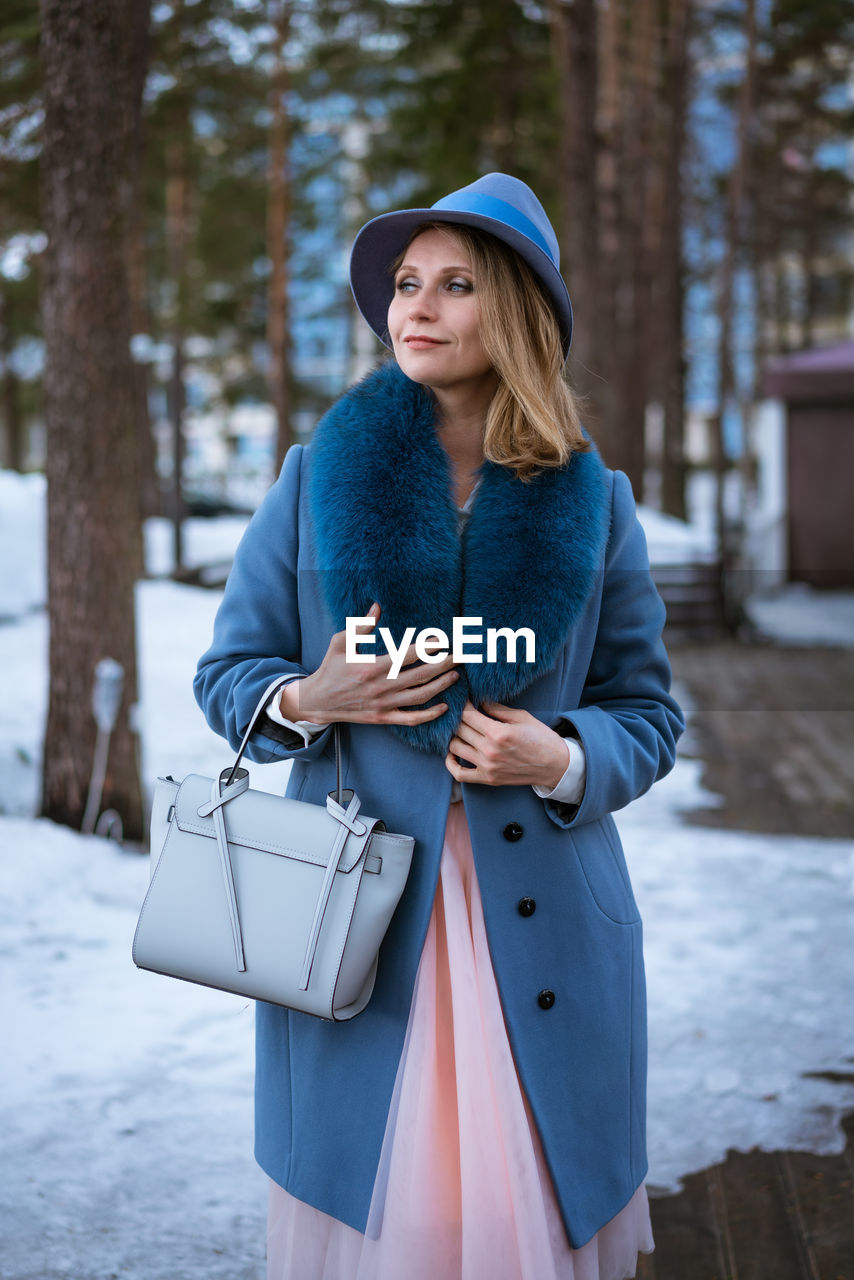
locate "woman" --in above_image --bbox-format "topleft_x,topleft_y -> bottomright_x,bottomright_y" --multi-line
195,172 -> 684,1280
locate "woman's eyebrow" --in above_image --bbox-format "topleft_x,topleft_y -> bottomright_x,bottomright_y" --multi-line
396,263 -> 473,275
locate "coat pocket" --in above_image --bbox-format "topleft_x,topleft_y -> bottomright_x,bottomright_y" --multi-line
568,814 -> 641,925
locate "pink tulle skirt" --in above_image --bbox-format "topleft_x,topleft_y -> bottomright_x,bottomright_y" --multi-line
267,802 -> 654,1280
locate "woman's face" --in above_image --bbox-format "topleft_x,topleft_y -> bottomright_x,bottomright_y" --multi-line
387,228 -> 495,397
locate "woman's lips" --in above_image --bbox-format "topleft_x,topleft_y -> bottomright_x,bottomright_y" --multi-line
404,336 -> 444,349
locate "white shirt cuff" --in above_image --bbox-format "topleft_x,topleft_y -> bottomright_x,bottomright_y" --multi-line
532,736 -> 587,805
265,676 -> 328,747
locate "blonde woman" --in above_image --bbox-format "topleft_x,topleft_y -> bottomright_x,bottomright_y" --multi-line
195,172 -> 684,1279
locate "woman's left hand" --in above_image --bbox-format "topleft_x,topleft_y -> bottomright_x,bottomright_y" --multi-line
444,700 -> 569,790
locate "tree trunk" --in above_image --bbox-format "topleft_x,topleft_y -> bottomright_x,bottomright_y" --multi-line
800,168 -> 818,351
129,207 -> 159,527
616,0 -> 659,498
710,0 -> 756,590
40,0 -> 151,839
547,0 -> 601,422
166,137 -> 188,571
750,163 -> 777,401
659,0 -> 691,520
268,0 -> 292,473
126,0 -> 158,531
0,289 -> 24,471
591,0 -> 622,461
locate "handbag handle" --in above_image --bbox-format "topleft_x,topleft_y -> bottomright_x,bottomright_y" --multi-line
203,674 -> 359,984
224,675 -> 343,802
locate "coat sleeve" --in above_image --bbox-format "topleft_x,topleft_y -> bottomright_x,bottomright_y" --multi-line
544,468 -> 685,830
193,443 -> 335,764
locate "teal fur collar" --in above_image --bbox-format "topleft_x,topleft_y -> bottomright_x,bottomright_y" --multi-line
307,361 -> 610,755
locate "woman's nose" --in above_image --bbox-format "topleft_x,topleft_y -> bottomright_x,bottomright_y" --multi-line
409,291 -> 437,322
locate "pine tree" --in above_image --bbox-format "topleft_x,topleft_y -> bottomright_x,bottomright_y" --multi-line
40,0 -> 152,838
0,0 -> 41,471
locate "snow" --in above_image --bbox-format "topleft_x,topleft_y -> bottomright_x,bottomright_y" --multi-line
745,581 -> 854,647
0,468 -> 46,619
2,468 -> 853,1277
624,747 -> 854,1190
2,816 -> 265,1279
636,502 -> 717,565
144,514 -> 250,578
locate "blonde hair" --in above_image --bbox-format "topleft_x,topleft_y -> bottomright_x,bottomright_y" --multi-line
391,221 -> 590,478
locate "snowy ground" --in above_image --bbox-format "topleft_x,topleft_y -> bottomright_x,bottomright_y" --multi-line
2,470 -> 853,1278
745,580 -> 854,647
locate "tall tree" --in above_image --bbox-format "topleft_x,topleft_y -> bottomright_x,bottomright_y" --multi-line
657,0 -> 692,520
267,0 -> 293,470
318,0 -> 560,215
547,0 -> 690,496
710,0 -> 757,569
0,0 -> 41,472
547,0 -> 598,407
40,0 -> 151,838
125,0 -> 157,533
747,0 -> 854,357
142,1 -> 279,505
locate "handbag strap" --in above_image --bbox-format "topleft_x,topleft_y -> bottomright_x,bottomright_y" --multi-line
204,770 -> 251,971
207,674 -> 358,982
225,675 -> 343,803
299,789 -> 368,991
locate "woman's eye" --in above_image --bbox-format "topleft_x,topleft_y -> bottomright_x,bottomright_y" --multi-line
395,278 -> 418,293
448,279 -> 472,293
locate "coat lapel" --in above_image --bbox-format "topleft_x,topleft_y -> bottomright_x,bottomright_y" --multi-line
307,360 -> 610,755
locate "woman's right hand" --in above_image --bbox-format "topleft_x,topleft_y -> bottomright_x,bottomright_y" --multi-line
279,602 -> 459,728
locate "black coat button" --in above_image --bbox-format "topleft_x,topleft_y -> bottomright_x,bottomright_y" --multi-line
537,989 -> 556,1010
517,897 -> 536,917
503,822 -> 524,842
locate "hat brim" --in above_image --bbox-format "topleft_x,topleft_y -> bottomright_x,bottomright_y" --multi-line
349,207 -> 573,360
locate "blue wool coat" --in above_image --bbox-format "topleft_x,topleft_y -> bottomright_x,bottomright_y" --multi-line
194,361 -> 684,1250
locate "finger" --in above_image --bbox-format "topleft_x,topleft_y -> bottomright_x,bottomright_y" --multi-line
444,752 -> 463,780
447,734 -> 479,766
459,701 -> 496,733
349,612 -> 379,633
383,701 -> 449,726
444,751 -> 480,782
450,718 -> 482,749
378,649 -> 457,681
478,699 -> 523,721
390,670 -> 459,707
369,601 -> 381,618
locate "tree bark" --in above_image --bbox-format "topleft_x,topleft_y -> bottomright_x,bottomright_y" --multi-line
0,289 -> 24,471
268,0 -> 292,472
706,0 -> 752,624
550,0 -> 688,502
711,0 -> 756,573
547,0 -> 601,421
126,0 -> 158,531
659,0 -> 691,519
592,0 -> 622,460
616,0 -> 659,498
800,142 -> 818,350
165,132 -> 189,572
40,0 -> 150,839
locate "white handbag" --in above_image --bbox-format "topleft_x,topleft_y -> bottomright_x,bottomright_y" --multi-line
132,677 -> 415,1021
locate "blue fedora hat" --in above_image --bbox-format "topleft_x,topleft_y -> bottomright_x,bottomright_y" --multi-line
349,172 -> 573,359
